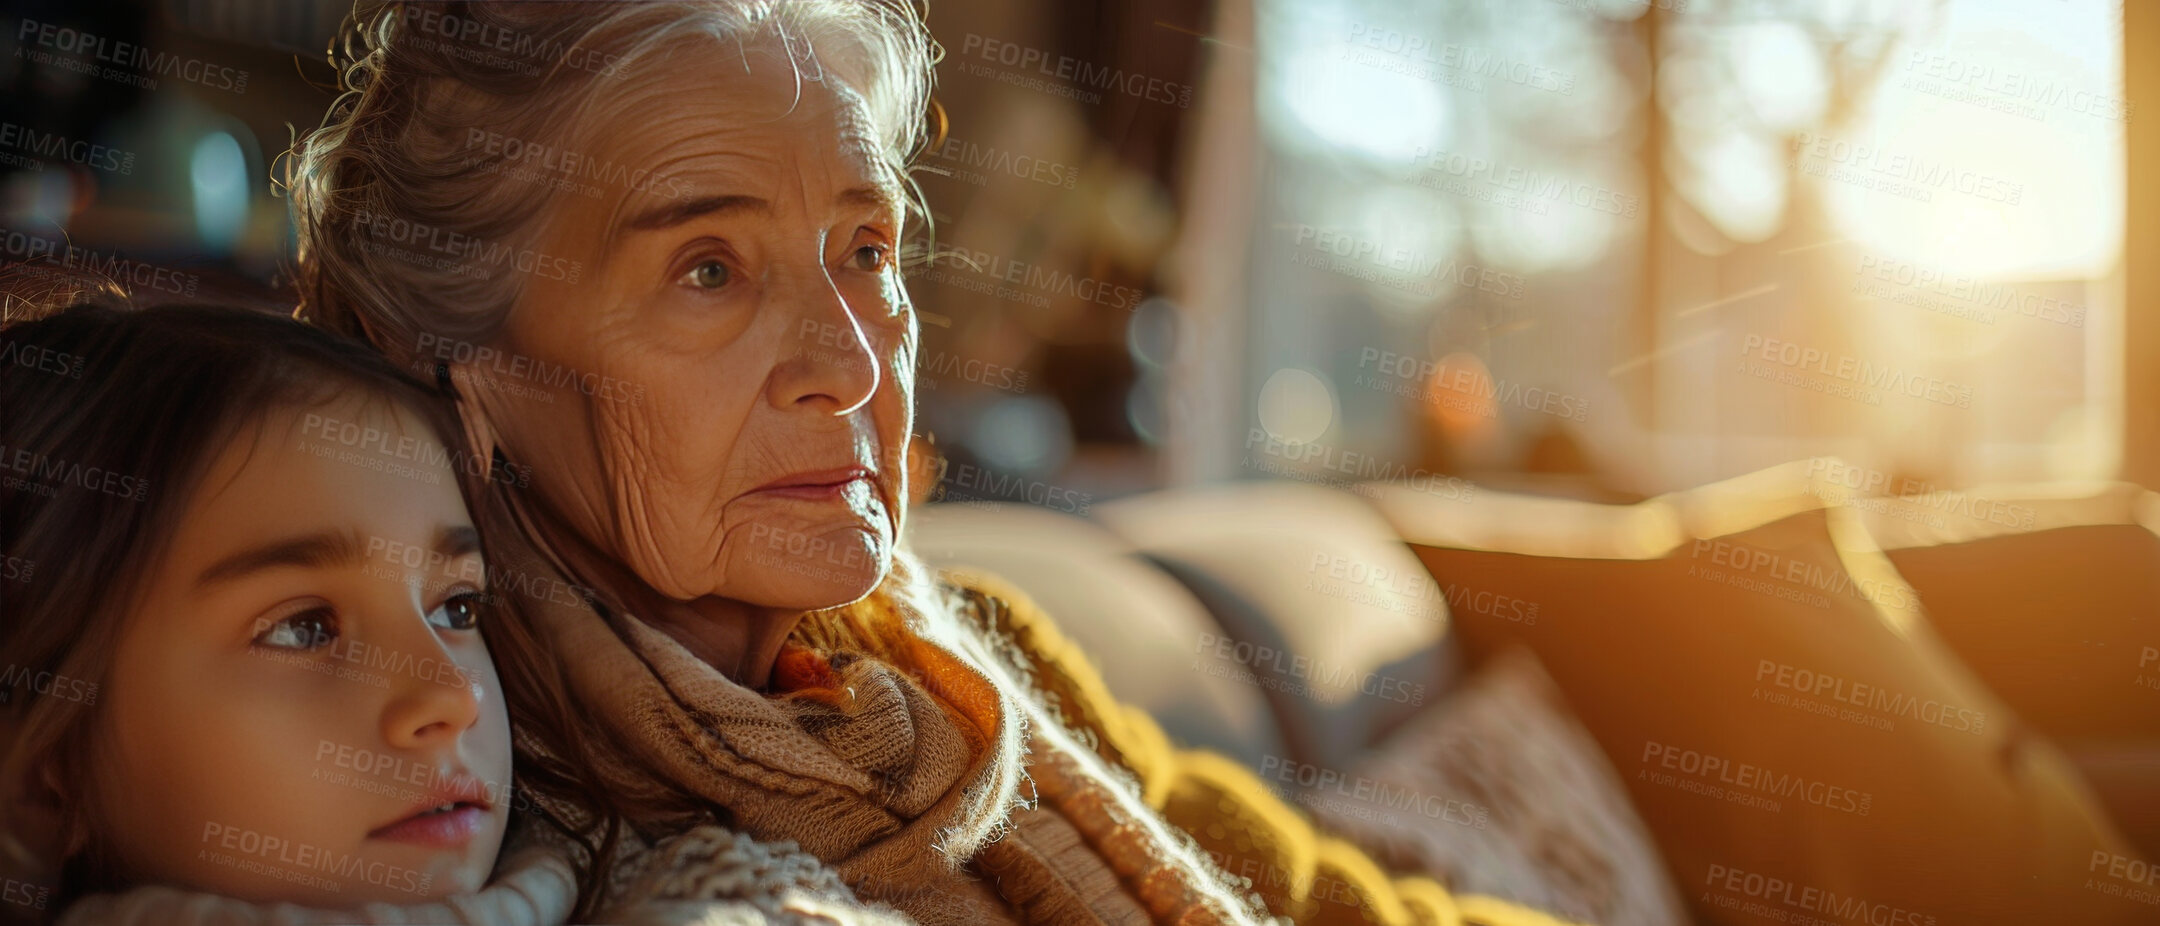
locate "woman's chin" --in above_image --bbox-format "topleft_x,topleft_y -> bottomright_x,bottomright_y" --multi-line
712,520 -> 890,608
732,566 -> 884,611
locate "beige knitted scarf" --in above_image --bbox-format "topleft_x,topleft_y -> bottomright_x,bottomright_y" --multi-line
519,569 -> 1031,923
512,562 -> 1269,925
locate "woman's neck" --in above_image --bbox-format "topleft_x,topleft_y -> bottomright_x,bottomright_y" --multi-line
489,473 -> 804,691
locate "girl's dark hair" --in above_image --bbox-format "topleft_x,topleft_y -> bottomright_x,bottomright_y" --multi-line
0,296 -> 471,915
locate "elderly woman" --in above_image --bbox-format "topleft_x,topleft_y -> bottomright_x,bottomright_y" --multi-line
290,3 -> 1562,924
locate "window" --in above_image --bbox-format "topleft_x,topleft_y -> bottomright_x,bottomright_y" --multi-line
1200,0 -> 2126,497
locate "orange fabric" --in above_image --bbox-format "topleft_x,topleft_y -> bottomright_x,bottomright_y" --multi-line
770,643 -> 843,697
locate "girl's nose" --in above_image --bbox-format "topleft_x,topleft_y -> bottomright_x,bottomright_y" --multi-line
380,654 -> 484,751
373,596 -> 485,750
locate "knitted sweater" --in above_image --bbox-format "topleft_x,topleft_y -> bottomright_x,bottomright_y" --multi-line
587,825 -> 910,925
943,569 -> 1583,926
52,846 -> 576,926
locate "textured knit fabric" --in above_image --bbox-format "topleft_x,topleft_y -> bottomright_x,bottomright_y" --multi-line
591,824 -> 913,925
51,823 -> 911,926
942,568 -> 1587,926
52,843 -> 577,926
511,551 -> 1275,926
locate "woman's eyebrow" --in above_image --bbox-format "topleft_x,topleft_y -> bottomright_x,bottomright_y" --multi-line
627,194 -> 771,232
622,185 -> 900,233
836,184 -> 902,218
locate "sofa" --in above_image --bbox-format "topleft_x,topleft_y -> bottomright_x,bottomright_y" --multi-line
904,461 -> 2160,925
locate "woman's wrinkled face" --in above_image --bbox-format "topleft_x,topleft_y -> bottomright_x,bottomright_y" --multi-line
475,42 -> 916,611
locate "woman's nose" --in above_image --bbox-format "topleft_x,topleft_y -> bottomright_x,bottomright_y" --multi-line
769,261 -> 881,416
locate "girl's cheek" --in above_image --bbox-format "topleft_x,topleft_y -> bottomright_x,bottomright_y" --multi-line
461,655 -> 516,782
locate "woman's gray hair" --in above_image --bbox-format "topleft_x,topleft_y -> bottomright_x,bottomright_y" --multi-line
286,0 -> 938,366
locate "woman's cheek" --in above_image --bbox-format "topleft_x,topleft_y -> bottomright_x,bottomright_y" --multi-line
847,273 -> 910,359
648,279 -> 761,346
595,410 -> 705,564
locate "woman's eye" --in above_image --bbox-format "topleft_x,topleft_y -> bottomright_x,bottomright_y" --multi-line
254,608 -> 338,651
847,244 -> 888,272
679,259 -> 731,290
427,592 -> 486,632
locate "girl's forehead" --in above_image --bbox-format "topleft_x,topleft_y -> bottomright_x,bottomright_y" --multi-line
137,397 -> 470,606
197,397 -> 452,502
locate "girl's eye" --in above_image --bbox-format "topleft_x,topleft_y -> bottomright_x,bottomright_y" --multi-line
679,259 -> 731,290
847,244 -> 888,272
254,608 -> 338,651
427,591 -> 486,632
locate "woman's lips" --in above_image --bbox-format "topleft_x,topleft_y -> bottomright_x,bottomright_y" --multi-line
748,467 -> 875,501
367,803 -> 488,848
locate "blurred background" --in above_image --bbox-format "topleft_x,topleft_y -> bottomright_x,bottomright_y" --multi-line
0,0 -> 2147,510
6,3 -> 2156,922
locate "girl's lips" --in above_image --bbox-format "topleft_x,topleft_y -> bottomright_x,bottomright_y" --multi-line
367,804 -> 487,848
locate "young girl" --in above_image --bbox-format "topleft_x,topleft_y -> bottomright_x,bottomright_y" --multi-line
0,295 -> 909,925
0,298 -> 574,924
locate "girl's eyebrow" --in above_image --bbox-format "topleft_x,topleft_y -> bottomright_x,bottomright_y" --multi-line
440,524 -> 481,559
196,530 -> 362,589
195,524 -> 479,589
